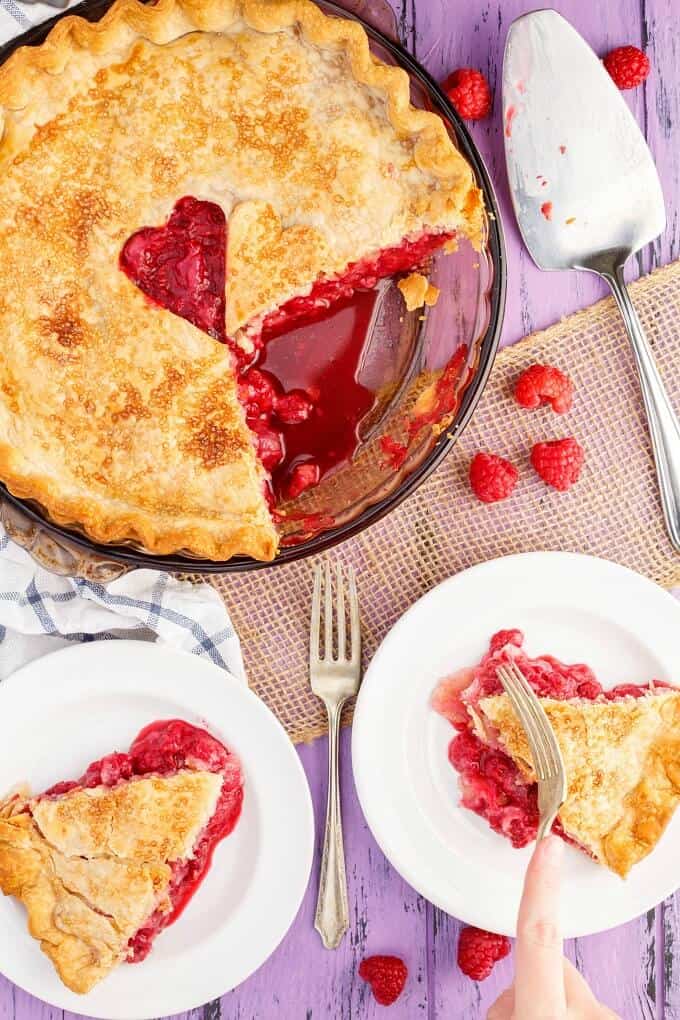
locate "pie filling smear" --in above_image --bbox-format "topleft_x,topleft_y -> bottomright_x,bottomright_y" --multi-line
0,720 -> 243,993
120,196 -> 455,505
433,630 -> 680,877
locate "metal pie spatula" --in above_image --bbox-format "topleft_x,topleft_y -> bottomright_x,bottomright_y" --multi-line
503,10 -> 680,552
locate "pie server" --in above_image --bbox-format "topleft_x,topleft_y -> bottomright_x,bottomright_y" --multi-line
503,10 -> 680,553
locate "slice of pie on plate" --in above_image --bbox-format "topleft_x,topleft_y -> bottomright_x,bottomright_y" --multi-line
0,0 -> 484,561
433,629 -> 680,877
0,720 -> 243,993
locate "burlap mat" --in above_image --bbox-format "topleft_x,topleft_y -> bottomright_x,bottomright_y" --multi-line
206,261 -> 680,744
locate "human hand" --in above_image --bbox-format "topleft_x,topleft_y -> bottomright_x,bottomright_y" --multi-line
487,836 -> 620,1019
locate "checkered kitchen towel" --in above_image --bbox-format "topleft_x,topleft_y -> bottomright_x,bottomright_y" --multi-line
0,528 -> 246,682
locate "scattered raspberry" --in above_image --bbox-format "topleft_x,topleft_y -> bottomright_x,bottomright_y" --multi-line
577,679 -> 604,699
469,453 -> 519,503
448,730 -> 483,772
359,955 -> 408,1006
604,45 -> 650,90
530,437 -> 584,491
514,363 -> 574,414
239,368 -> 277,417
457,926 -> 511,981
443,68 -> 492,120
540,201 -> 553,221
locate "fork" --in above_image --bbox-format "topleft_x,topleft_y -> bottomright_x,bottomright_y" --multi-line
310,561 -> 361,949
496,660 -> 568,841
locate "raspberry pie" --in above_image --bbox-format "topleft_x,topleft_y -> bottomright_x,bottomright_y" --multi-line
0,720 -> 243,993
0,0 -> 483,561
433,630 -> 680,877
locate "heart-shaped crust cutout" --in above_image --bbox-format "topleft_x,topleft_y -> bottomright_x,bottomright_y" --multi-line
120,196 -> 227,342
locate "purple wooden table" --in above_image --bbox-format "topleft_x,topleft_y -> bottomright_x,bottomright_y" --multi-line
2,1 -> 679,1017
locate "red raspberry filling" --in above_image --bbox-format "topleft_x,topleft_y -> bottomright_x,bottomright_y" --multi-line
121,199 -> 453,506
258,231 -> 453,341
603,45 -> 650,90
530,436 -> 584,491
434,630 -> 667,849
120,197 -> 227,342
41,719 -> 243,962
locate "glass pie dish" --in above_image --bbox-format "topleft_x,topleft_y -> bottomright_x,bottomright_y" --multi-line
0,0 -> 506,579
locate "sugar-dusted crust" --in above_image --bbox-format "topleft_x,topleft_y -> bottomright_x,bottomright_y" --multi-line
479,690 -> 680,878
0,0 -> 483,559
0,771 -> 222,993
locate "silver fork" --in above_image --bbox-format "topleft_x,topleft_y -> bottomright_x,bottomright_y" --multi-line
310,561 -> 361,949
496,660 -> 568,841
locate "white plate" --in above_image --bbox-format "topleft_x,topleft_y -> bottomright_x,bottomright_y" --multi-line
352,551 -> 680,938
0,641 -> 314,1019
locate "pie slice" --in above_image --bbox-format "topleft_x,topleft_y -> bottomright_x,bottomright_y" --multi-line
0,0 -> 483,561
433,629 -> 680,877
0,720 -> 243,993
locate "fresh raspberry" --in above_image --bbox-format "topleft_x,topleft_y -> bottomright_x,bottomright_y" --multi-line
469,453 -> 519,503
448,731 -> 483,772
359,955 -> 408,1006
604,45 -> 650,90
530,437 -> 584,491
515,363 -> 574,414
457,926 -> 511,981
443,68 -> 492,120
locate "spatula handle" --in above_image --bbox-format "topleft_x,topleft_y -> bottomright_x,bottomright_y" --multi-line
604,266 -> 680,554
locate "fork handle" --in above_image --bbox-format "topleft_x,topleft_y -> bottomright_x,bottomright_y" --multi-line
314,700 -> 349,949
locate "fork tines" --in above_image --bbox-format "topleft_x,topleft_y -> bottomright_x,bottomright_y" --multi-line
310,561 -> 360,666
495,661 -> 565,781
495,660 -> 567,841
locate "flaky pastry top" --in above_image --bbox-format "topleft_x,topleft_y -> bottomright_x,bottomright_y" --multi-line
0,770 -> 222,992
479,689 -> 680,877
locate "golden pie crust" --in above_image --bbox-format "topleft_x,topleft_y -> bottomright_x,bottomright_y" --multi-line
0,0 -> 483,561
0,771 -> 222,993
478,689 -> 680,877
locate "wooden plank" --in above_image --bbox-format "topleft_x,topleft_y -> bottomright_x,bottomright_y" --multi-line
664,892 -> 680,1018
566,914 -> 657,1019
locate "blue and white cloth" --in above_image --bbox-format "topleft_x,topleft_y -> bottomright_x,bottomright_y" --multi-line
0,0 -> 78,40
0,527 -> 245,683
